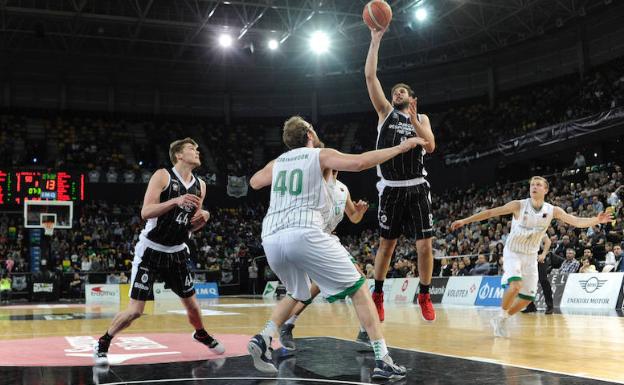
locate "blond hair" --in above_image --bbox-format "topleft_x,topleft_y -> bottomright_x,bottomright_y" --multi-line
169,137 -> 198,165
529,176 -> 549,190
282,116 -> 310,149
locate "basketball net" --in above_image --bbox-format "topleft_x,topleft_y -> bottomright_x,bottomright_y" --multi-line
42,221 -> 55,237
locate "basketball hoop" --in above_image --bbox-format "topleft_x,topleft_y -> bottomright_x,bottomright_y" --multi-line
42,221 -> 55,237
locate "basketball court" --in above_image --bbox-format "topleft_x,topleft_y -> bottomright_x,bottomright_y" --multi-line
0,296 -> 623,385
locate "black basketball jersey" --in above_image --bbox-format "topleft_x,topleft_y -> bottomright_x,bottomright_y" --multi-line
145,168 -> 202,246
375,109 -> 427,181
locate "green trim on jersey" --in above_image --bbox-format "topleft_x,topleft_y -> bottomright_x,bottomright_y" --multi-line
326,276 -> 366,303
518,293 -> 535,301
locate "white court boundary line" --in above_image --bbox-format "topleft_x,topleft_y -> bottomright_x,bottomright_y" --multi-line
328,336 -> 624,385
101,377 -> 376,385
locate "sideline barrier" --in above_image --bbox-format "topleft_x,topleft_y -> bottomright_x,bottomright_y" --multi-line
441,276 -> 481,305
474,276 -> 504,307
560,273 -> 624,309
85,284 -> 120,304
261,273 -> 624,309
195,282 -> 219,299
263,281 -> 279,297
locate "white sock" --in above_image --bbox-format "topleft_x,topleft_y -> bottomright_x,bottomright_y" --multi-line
285,315 -> 298,325
359,325 -> 366,333
500,309 -> 510,319
260,320 -> 277,338
371,339 -> 389,360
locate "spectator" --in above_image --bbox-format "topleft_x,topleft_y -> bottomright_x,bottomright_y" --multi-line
439,258 -> 452,277
559,249 -> 580,274
470,254 -> 491,275
0,273 -> 11,303
68,273 -> 83,299
603,242 -> 616,272
573,152 -> 586,168
614,245 -> 624,272
248,259 -> 258,295
119,272 -> 129,284
580,257 -> 597,273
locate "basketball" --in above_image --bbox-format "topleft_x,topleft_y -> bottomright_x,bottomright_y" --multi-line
363,0 -> 392,31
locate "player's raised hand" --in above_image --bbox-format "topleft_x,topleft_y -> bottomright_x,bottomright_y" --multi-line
398,137 -> 428,152
408,97 -> 419,121
450,220 -> 466,231
354,200 -> 369,214
596,211 -> 615,224
190,209 -> 210,232
176,193 -> 201,209
370,27 -> 387,43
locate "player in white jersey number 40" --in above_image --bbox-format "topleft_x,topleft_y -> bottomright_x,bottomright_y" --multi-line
451,176 -> 613,338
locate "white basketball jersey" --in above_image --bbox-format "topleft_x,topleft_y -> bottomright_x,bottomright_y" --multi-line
506,199 -> 554,255
323,179 -> 349,234
261,147 -> 328,239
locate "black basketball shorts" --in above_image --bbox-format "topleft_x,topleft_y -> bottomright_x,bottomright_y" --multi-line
129,241 -> 195,301
377,182 -> 434,240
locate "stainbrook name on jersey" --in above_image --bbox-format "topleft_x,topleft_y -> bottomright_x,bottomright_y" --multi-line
261,147 -> 326,239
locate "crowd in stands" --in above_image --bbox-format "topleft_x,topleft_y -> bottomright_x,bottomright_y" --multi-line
1,162 -> 623,299
350,56 -> 624,157
1,56 -> 621,184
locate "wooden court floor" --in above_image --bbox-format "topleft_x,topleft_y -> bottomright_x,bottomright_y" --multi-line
1,297 -> 623,384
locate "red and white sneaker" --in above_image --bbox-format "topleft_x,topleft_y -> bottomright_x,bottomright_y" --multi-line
372,291 -> 385,322
417,293 -> 436,322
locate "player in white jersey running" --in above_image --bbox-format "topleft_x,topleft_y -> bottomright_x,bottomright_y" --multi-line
278,169 -> 371,350
451,176 -> 612,337
247,116 -> 427,380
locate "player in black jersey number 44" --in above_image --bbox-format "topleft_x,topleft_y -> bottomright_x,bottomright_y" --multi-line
93,138 -> 225,366
365,27 -> 437,322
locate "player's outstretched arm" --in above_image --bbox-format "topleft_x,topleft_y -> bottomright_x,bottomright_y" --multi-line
141,169 -> 200,220
408,98 -> 435,153
553,207 -> 613,228
344,192 -> 369,224
320,137 -> 428,172
250,160 -> 275,190
450,200 -> 521,231
365,28 -> 393,120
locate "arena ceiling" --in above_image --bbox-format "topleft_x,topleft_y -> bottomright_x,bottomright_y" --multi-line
0,0 -> 615,75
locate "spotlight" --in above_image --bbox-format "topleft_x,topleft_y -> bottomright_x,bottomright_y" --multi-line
218,34 -> 232,47
268,39 -> 279,50
415,8 -> 428,22
309,31 -> 329,54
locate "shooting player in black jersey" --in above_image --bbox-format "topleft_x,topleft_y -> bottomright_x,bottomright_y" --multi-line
365,27 -> 437,322
93,138 -> 224,366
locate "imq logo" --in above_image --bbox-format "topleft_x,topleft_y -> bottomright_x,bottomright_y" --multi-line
478,283 -> 504,300
579,277 -> 607,293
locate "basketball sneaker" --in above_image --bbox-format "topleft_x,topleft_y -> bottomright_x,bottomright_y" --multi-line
417,293 -> 436,322
356,330 -> 371,347
279,323 -> 296,350
192,332 -> 226,354
371,356 -> 407,380
248,334 -> 278,374
490,316 -> 509,338
372,291 -> 385,322
93,338 -> 110,366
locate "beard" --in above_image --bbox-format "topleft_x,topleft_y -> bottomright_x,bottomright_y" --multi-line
392,100 -> 409,110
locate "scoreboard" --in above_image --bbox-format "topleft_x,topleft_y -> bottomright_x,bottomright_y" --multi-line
0,170 -> 85,206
